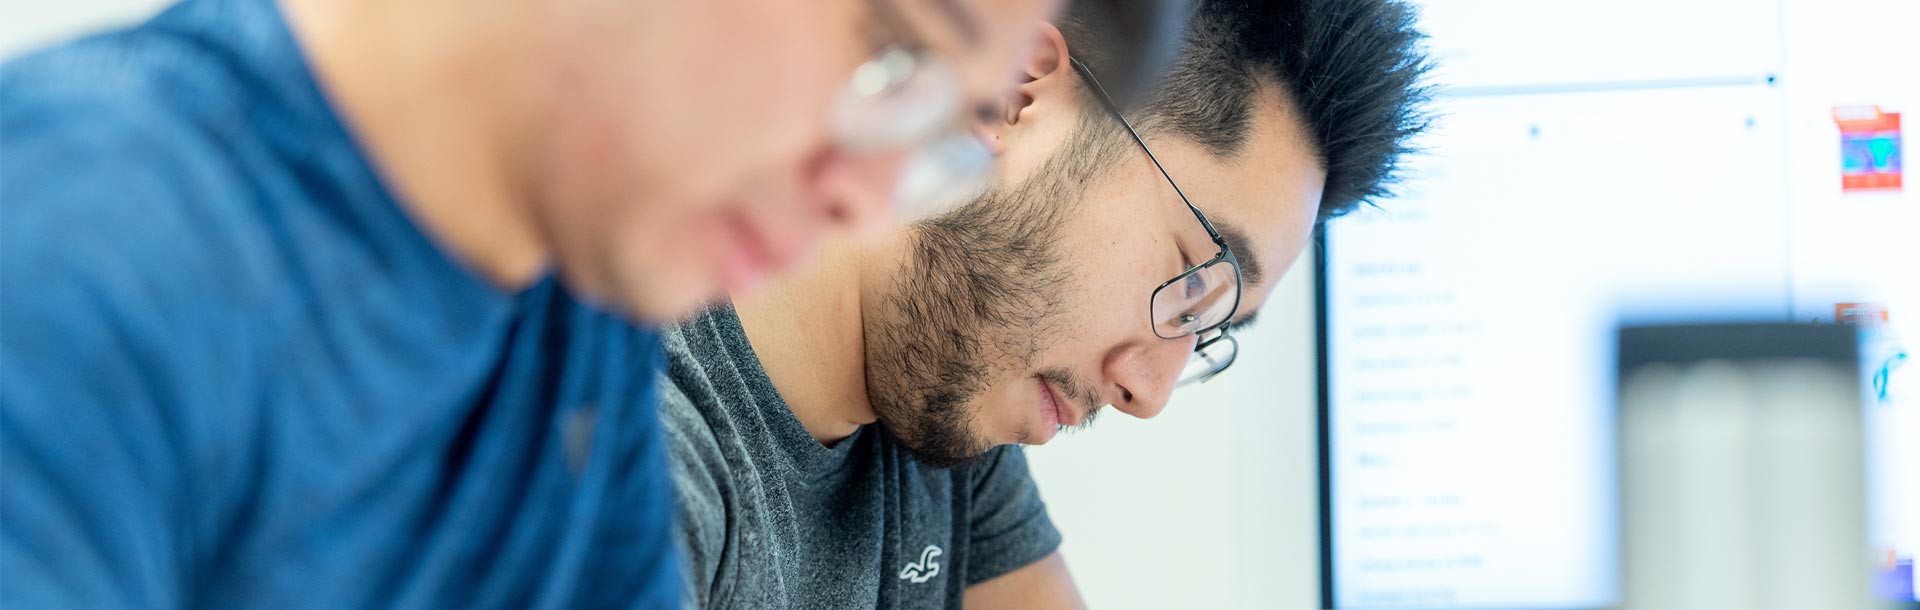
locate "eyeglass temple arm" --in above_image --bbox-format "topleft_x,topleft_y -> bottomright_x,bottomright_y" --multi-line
1073,55 -> 1242,338
1067,56 -> 1226,241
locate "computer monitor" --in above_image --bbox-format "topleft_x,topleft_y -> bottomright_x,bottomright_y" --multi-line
1312,1 -> 1913,605
1317,241 -> 1916,609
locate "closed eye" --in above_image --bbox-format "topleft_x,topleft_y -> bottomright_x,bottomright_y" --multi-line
1182,272 -> 1205,299
1175,243 -> 1204,294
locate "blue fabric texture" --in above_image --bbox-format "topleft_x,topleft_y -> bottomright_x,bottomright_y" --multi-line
0,0 -> 681,608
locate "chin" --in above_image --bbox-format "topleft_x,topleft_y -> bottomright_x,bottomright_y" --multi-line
879,417 -> 997,471
600,269 -> 721,324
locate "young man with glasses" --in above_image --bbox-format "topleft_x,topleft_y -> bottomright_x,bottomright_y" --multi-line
0,0 -> 1188,608
659,0 -> 1433,607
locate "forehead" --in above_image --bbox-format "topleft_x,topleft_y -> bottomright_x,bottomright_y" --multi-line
1150,81 -> 1324,306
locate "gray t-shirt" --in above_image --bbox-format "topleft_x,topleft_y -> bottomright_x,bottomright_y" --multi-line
660,307 -> 1062,610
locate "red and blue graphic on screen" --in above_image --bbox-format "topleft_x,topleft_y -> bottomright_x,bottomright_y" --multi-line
1835,106 -> 1903,193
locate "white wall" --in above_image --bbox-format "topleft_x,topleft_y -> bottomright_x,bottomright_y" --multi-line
1027,259 -> 1322,610
0,0 -> 170,59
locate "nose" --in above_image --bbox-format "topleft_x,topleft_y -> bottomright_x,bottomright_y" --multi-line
803,146 -> 913,239
1102,332 -> 1198,420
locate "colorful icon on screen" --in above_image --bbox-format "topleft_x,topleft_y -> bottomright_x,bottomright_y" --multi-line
1879,551 -> 1915,602
1834,106 -> 1903,193
1837,303 -> 1906,403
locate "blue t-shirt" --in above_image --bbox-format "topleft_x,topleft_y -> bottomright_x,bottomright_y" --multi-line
0,0 -> 681,608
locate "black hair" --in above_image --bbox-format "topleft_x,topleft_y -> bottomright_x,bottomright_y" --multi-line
1057,0 -> 1193,107
1068,0 -> 1434,221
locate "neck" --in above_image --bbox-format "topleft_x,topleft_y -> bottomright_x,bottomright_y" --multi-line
735,238 -> 898,445
280,0 -> 550,289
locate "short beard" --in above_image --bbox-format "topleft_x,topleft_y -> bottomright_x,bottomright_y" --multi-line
863,114 -> 1126,468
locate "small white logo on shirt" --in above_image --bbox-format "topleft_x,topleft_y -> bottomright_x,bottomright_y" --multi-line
898,545 -> 942,583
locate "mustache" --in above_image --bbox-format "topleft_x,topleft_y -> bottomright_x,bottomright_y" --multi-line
1037,367 -> 1103,432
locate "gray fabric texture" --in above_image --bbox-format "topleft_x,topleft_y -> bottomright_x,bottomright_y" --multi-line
660,306 -> 1062,610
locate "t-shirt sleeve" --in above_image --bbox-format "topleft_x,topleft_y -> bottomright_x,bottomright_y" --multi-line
1,81 -> 244,610
657,380 -> 729,610
962,445 -> 1062,586
579,344 -> 685,610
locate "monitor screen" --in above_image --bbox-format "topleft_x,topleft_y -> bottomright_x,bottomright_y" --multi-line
1315,1 -> 1915,608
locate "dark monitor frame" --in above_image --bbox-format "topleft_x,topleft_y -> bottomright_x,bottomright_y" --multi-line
1314,232 -> 1335,609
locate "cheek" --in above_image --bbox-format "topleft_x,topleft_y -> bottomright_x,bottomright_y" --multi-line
618,87 -> 826,208
708,8 -> 853,179
1035,225 -> 1167,357
596,8 -> 849,207
974,381 -> 1031,442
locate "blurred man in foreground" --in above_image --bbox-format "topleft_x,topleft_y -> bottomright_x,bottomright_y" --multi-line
0,0 -> 1186,607
660,0 -> 1433,607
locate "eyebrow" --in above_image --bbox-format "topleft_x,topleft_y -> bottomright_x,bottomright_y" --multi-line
1213,219 -> 1265,328
915,0 -> 982,47
1215,220 -> 1265,287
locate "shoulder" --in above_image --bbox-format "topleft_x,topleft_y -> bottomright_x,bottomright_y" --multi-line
657,314 -> 762,455
658,375 -> 727,473
3,28 -> 274,279
951,445 -> 1061,585
654,365 -> 742,606
3,21 -> 255,168
0,28 -> 299,439
656,365 -> 737,533
3,27 -> 292,313
657,324 -> 729,466
0,31 -> 279,545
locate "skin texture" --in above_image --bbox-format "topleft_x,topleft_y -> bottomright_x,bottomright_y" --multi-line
280,0 -> 1058,321
735,23 -> 1326,604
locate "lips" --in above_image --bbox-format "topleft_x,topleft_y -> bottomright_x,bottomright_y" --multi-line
1035,379 -> 1059,444
1048,377 -> 1090,427
716,210 -> 806,293
1032,376 -> 1085,446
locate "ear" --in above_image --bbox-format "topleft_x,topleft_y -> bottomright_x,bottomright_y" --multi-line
976,22 -> 1071,156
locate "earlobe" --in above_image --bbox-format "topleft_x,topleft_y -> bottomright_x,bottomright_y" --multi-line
972,122 -> 1007,156
969,94 -> 1016,156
